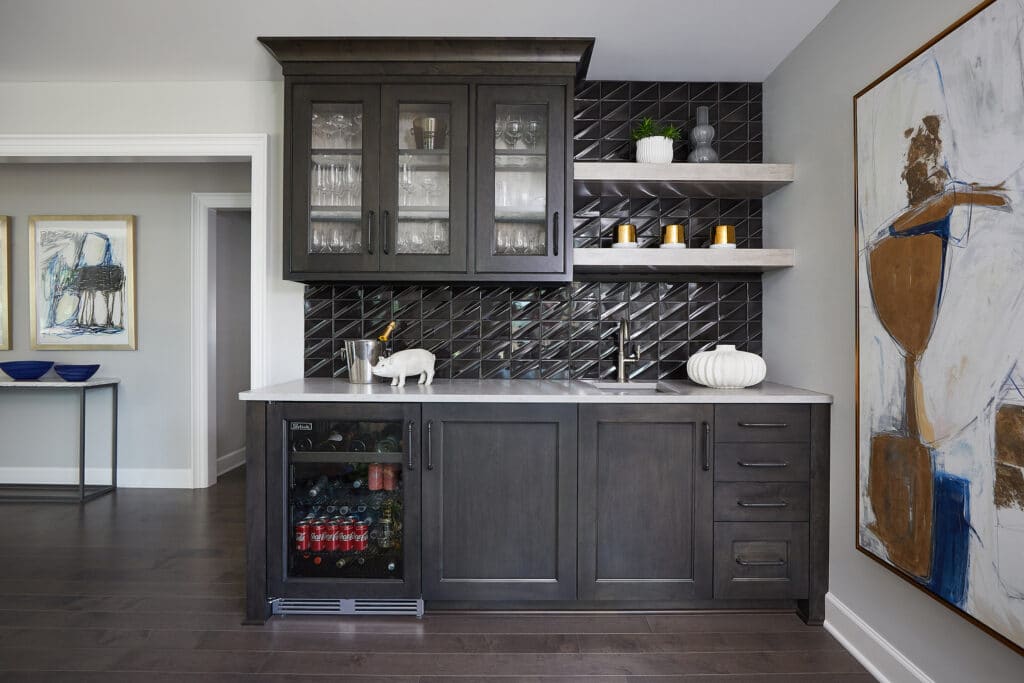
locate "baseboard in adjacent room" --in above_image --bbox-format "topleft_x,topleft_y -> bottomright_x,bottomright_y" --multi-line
0,466 -> 192,489
824,592 -> 933,683
217,446 -> 246,476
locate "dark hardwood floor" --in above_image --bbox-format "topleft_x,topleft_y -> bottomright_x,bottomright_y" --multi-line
0,468 -> 870,682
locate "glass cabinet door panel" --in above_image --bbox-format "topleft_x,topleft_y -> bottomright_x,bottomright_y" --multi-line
287,417 -> 408,581
475,85 -> 566,275
309,103 -> 364,255
396,103 -> 451,255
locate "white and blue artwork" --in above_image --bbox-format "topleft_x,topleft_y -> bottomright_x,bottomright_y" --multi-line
855,0 -> 1024,653
29,215 -> 136,350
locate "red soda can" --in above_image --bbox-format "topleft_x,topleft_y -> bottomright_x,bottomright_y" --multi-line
294,520 -> 310,551
325,518 -> 340,551
382,464 -> 396,491
368,463 -> 383,491
354,522 -> 369,551
339,520 -> 354,551
310,520 -> 326,552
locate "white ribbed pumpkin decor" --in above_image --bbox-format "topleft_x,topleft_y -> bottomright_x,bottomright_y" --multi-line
635,136 -> 674,164
686,344 -> 766,389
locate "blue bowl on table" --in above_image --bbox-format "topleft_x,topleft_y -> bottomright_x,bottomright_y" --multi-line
0,360 -> 55,381
54,364 -> 101,382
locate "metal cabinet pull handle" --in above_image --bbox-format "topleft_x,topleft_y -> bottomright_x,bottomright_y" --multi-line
367,210 -> 376,255
426,420 -> 434,470
738,422 -> 788,428
737,460 -> 789,468
407,420 -> 415,470
737,500 -> 788,508
702,422 -> 711,471
736,557 -> 787,567
553,211 -> 560,257
383,210 -> 391,255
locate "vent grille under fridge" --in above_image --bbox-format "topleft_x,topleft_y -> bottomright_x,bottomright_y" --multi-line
271,598 -> 423,617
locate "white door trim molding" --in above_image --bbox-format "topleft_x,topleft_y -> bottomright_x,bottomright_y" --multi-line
0,134 -> 271,489
191,193 -> 251,489
824,592 -> 934,683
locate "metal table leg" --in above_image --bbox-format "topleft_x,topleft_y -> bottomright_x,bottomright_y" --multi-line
79,387 -> 87,503
111,383 -> 118,490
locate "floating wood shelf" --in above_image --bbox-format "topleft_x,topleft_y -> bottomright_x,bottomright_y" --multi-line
573,248 -> 796,274
573,162 -> 794,199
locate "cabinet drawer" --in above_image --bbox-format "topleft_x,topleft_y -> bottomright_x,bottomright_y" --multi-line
714,522 -> 808,599
715,405 -> 810,443
715,443 -> 810,482
714,482 -> 809,522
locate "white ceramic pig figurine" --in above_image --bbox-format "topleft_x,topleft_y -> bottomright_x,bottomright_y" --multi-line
371,348 -> 436,387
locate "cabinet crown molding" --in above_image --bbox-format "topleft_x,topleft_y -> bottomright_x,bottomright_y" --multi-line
257,37 -> 594,79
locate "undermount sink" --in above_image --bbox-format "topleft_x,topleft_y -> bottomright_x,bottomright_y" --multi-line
582,380 -> 676,394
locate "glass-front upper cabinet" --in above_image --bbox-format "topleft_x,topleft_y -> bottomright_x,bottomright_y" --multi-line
380,85 -> 469,273
475,85 -> 567,275
289,85 -> 381,275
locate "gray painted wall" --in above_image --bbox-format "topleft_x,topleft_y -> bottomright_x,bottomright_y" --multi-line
0,163 -> 249,485
214,208 -> 251,463
764,0 -> 1022,679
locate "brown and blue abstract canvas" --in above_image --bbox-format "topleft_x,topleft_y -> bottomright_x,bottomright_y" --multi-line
856,0 -> 1024,652
29,215 -> 136,351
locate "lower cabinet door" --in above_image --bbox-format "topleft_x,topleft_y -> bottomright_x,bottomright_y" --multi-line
421,403 -> 577,601
578,404 -> 715,601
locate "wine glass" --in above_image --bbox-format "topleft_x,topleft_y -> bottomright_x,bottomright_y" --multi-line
494,115 -> 506,142
430,221 -> 447,254
524,120 -> 540,149
399,163 -> 418,206
329,226 -> 343,253
420,175 -> 439,206
496,225 -> 512,254
513,228 -> 529,255
504,117 -> 523,149
341,162 -> 360,206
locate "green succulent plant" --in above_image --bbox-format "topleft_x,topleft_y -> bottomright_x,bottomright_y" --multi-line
630,117 -> 682,141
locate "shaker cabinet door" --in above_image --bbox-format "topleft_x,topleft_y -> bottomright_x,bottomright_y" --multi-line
288,84 -> 382,276
421,403 -> 577,601
578,404 -> 715,601
474,85 -> 569,277
379,84 -> 470,274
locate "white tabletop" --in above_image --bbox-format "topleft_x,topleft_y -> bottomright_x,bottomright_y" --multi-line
240,378 -> 831,404
0,377 -> 119,388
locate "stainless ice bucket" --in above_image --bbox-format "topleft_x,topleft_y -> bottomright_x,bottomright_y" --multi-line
343,339 -> 382,384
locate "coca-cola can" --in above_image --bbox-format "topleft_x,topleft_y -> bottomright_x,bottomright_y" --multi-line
382,464 -> 396,491
368,463 -> 383,491
310,520 -> 327,552
325,518 -> 340,552
339,520 -> 354,552
354,522 -> 369,551
294,520 -> 310,551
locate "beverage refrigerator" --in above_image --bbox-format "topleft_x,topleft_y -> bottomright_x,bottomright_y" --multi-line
266,403 -> 421,614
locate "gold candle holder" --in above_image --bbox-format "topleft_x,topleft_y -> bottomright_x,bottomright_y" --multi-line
616,224 -> 637,244
713,224 -> 736,245
663,224 -> 684,244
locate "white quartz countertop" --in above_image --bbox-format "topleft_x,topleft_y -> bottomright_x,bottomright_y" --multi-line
240,378 -> 831,404
0,377 -> 119,389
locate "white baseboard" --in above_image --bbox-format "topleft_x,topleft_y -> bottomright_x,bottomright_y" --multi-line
0,466 -> 192,489
824,592 -> 933,683
217,447 -> 245,476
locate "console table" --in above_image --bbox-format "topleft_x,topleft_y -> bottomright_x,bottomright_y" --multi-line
0,377 -> 119,503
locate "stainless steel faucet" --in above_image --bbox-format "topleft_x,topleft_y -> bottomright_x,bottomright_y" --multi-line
616,318 -> 639,383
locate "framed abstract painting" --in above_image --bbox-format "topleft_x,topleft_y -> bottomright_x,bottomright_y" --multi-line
855,0 -> 1024,654
28,215 -> 137,351
0,217 -> 9,351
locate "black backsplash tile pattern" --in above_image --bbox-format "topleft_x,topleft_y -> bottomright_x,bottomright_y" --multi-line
305,281 -> 762,382
304,80 -> 765,382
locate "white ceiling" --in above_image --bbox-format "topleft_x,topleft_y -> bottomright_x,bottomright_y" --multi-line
0,0 -> 839,82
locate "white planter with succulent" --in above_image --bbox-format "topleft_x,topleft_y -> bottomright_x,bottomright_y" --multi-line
631,117 -> 680,164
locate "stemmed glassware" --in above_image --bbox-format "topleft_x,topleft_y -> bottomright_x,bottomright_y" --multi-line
524,120 -> 540,149
399,163 -> 418,206
420,175 -> 439,206
341,162 -> 360,206
504,115 -> 523,149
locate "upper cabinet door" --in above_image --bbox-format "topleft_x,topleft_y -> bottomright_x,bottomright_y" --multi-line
474,85 -> 568,276
289,84 -> 382,275
380,85 -> 470,273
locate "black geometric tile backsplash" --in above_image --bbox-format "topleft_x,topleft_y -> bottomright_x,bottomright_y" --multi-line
304,80 -> 765,382
305,281 -> 762,382
573,80 -> 762,163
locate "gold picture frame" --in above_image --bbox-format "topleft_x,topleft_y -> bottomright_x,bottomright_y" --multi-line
0,217 -> 10,351
28,215 -> 137,351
